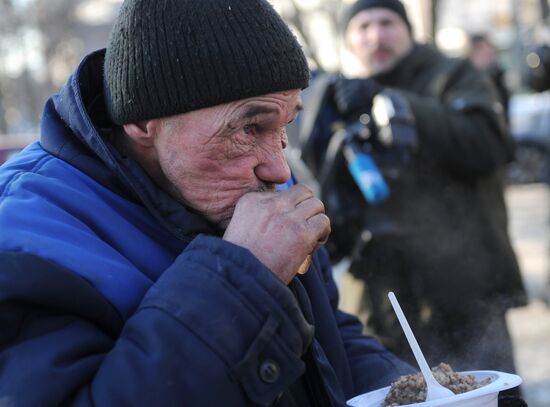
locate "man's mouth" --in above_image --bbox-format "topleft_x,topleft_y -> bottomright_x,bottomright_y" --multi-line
256,182 -> 276,193
372,49 -> 392,61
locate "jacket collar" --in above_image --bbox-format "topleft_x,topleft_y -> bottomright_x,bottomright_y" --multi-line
40,49 -> 216,240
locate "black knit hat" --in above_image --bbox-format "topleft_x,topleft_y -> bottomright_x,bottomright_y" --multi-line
104,0 -> 310,125
340,0 -> 412,33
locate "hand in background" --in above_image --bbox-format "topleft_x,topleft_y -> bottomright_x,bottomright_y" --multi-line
333,77 -> 383,120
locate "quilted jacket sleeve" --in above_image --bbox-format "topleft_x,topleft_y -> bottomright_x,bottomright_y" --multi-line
0,235 -> 314,406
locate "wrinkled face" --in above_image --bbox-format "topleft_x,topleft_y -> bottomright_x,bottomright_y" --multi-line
345,8 -> 413,76
153,90 -> 302,228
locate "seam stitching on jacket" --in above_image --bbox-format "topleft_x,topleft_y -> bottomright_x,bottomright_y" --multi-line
0,153 -> 52,200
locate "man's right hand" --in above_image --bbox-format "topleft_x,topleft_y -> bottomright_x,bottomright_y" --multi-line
333,77 -> 383,120
223,184 -> 330,284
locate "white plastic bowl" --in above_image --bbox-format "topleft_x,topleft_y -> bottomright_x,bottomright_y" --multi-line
347,370 -> 522,407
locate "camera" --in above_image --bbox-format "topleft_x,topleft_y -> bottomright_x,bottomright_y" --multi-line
323,90 -> 418,206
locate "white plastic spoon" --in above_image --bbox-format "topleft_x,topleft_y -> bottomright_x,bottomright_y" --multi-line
388,291 -> 455,401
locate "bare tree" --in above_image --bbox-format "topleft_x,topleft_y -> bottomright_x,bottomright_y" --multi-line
0,0 -> 118,134
541,0 -> 550,21
274,0 -> 347,73
32,0 -> 83,91
0,0 -> 20,133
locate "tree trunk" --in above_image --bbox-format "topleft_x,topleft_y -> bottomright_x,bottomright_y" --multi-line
431,0 -> 439,40
540,0 -> 550,21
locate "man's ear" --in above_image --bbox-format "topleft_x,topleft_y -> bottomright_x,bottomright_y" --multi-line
122,120 -> 158,148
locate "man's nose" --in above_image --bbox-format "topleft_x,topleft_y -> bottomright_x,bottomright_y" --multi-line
366,24 -> 383,44
254,146 -> 291,185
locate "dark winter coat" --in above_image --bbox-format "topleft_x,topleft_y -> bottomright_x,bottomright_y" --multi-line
304,43 -> 526,313
0,50 -> 414,406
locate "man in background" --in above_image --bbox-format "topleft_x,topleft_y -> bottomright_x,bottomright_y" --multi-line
297,0 -> 527,386
467,33 -> 510,121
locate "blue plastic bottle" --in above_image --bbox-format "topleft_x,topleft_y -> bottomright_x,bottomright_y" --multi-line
343,142 -> 390,204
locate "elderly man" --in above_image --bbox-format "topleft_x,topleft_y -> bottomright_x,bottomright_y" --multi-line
0,0 -> 415,405
297,0 -> 527,388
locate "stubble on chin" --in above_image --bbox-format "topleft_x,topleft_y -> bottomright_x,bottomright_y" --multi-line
367,55 -> 394,76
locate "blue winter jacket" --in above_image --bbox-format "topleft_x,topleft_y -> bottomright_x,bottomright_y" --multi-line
0,50 -> 413,406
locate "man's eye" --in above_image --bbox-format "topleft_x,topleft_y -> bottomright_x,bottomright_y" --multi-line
243,124 -> 256,135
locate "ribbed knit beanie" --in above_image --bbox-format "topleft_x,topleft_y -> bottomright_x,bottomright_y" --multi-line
104,0 -> 310,125
340,0 -> 412,33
